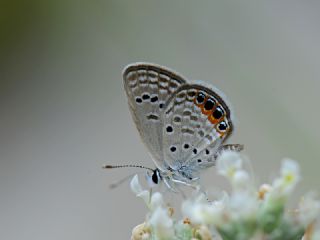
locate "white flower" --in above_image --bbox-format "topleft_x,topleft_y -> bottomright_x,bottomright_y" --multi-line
130,175 -> 143,194
228,191 -> 258,220
231,169 -> 251,190
182,192 -> 227,226
130,175 -> 150,205
149,192 -> 164,211
130,155 -> 320,240
148,206 -> 174,240
216,151 -> 253,192
258,184 -> 272,200
272,159 -> 300,196
281,158 -> 300,184
298,192 -> 320,227
130,175 -> 165,211
194,225 -> 213,240
216,151 -> 243,178
131,223 -> 151,240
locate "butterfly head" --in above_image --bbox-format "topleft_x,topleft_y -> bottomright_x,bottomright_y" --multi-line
146,168 -> 162,187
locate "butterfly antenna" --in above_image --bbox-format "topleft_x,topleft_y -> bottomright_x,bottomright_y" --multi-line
102,164 -> 154,172
103,165 -> 153,190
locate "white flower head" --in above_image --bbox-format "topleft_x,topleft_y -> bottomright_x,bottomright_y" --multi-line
131,223 -> 151,240
129,155 -> 320,240
229,191 -> 258,220
216,151 -> 243,178
298,192 -> 320,227
182,192 -> 227,226
194,225 -> 212,240
281,158 -> 300,183
130,175 -> 150,205
231,169 -> 251,190
130,175 -> 143,194
148,206 -> 174,239
272,159 -> 300,196
149,192 -> 164,211
130,175 -> 164,211
258,184 -> 272,200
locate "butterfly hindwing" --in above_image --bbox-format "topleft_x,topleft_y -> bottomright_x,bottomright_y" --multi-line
123,63 -> 187,170
162,83 -> 234,178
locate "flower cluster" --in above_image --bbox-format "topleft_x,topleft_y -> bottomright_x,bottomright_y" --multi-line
130,152 -> 320,240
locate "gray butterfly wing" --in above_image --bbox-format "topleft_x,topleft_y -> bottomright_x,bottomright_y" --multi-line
162,83 -> 235,179
123,63 -> 187,170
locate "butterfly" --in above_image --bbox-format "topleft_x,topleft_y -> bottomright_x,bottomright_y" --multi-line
104,62 -> 243,192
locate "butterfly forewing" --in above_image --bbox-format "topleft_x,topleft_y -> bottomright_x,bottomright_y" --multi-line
123,63 -> 187,170
162,83 -> 234,177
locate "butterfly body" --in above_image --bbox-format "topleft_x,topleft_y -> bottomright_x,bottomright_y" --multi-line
120,62 -> 242,191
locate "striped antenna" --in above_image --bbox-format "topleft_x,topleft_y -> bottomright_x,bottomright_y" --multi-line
103,164 -> 154,189
102,164 -> 154,172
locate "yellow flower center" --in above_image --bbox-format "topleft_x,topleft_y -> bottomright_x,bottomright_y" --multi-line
284,173 -> 294,183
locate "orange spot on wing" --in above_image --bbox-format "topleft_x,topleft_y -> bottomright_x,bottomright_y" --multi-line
217,131 -> 226,138
215,119 -> 230,138
208,114 -> 220,125
201,102 -> 214,116
193,92 -> 230,139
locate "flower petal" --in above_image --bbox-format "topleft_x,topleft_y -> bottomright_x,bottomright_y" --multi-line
149,207 -> 174,239
216,151 -> 243,178
130,175 -> 144,195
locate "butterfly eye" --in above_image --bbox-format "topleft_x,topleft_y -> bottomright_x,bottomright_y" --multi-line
151,169 -> 161,185
196,92 -> 206,104
218,121 -> 228,132
204,98 -> 215,111
212,106 -> 224,119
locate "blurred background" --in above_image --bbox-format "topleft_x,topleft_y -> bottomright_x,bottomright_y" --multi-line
1,0 -> 320,239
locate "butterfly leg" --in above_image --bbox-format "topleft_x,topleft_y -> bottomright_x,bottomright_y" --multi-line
214,144 -> 244,159
163,177 -> 179,193
163,177 -> 192,199
171,179 -> 199,199
170,179 -> 211,200
171,178 -> 198,189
